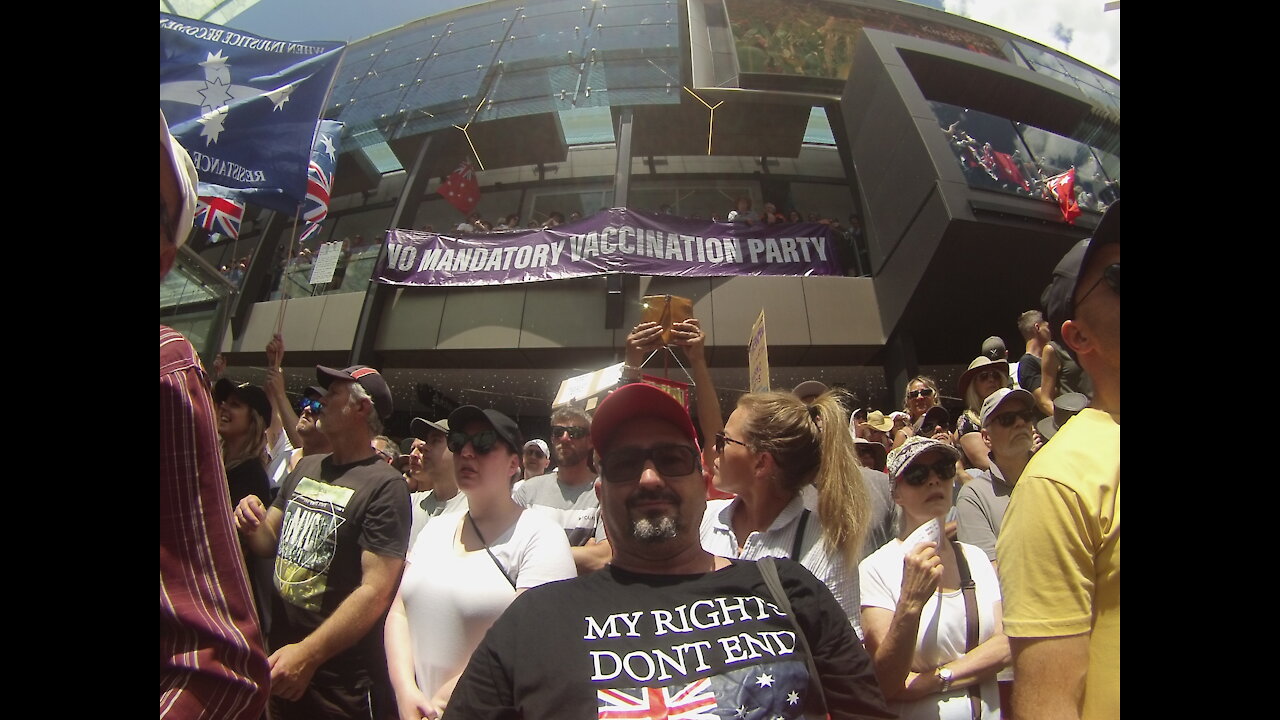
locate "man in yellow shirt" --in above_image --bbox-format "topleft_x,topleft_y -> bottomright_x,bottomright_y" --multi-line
997,200 -> 1119,720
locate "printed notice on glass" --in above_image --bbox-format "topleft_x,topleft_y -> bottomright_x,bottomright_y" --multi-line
748,309 -> 770,393
309,241 -> 344,285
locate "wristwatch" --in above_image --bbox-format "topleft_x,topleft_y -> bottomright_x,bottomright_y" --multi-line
935,667 -> 955,693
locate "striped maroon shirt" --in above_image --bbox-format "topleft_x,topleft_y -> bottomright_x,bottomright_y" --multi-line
160,326 -> 269,719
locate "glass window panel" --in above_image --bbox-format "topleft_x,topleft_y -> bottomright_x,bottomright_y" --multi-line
529,185 -> 615,222
930,101 -> 1038,199
561,106 -> 616,144
804,107 -> 836,145
1017,123 -> 1118,213
629,181 -> 753,220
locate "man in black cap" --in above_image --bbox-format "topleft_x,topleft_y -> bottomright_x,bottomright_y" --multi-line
997,201 -> 1119,720
406,416 -> 466,550
449,383 -> 893,720
235,364 -> 411,720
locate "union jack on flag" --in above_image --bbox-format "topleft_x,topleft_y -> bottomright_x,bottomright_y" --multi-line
299,222 -> 323,243
303,120 -> 344,224
194,193 -> 245,239
597,678 -> 718,719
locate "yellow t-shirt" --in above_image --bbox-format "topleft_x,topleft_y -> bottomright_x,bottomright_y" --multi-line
997,408 -> 1119,720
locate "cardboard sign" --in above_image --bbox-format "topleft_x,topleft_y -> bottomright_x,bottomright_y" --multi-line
552,363 -> 626,412
748,309 -> 770,393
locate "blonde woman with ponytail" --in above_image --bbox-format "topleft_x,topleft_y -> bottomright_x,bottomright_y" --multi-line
699,389 -> 874,638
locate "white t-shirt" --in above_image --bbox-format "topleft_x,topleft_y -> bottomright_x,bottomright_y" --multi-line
859,539 -> 1002,720
400,510 -> 576,699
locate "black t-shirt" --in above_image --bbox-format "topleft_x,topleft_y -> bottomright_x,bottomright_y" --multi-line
269,452 -> 411,678
226,459 -> 270,507
449,559 -> 892,720
1017,351 -> 1043,392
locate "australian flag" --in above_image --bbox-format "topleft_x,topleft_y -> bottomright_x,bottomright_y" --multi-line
160,13 -> 345,214
299,119 -> 343,241
597,661 -> 810,720
194,186 -> 245,239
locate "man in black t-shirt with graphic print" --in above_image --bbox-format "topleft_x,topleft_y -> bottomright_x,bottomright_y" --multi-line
449,383 -> 892,720
235,364 -> 410,720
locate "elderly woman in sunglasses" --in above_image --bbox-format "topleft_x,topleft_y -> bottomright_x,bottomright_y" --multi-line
859,436 -> 1009,720
700,390 -> 874,637
384,406 -> 575,720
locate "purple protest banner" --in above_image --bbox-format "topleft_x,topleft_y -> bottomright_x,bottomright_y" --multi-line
375,208 -> 843,287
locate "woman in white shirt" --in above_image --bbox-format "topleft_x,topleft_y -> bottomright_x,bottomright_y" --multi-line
699,390 -> 872,636
858,436 -> 1009,720
384,406 -> 575,720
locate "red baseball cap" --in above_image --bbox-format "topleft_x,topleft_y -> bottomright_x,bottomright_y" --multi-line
590,383 -> 697,453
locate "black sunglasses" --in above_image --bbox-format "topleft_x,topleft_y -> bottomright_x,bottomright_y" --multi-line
907,388 -> 935,399
601,444 -> 699,484
1076,262 -> 1120,308
990,409 -> 1035,428
902,457 -> 957,486
974,369 -> 1004,383
714,432 -> 748,454
448,429 -> 501,454
298,397 -> 323,414
551,425 -> 589,439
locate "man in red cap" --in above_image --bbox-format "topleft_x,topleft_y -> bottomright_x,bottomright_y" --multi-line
160,108 -> 270,720
235,364 -> 411,720
449,383 -> 892,720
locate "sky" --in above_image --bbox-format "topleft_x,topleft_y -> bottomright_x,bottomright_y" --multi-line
228,0 -> 1118,78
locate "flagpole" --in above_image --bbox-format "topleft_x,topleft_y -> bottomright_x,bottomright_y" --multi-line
276,201 -> 304,337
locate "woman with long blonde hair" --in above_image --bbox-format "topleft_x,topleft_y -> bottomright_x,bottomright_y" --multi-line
700,389 -> 873,637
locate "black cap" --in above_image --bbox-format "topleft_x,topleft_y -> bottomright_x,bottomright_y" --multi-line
1035,392 -> 1090,441
212,378 -> 272,426
1041,200 -> 1121,345
410,417 -> 449,440
447,406 -> 523,453
316,365 -> 394,420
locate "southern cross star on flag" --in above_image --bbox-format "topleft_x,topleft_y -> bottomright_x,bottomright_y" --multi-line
596,661 -> 809,720
438,158 -> 480,216
160,13 -> 345,214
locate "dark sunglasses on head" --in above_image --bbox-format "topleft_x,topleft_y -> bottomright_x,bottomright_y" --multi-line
601,444 -> 699,484
908,388 -> 935,399
551,425 -> 589,439
902,457 -> 957,486
1076,262 -> 1120,308
298,397 -> 323,414
448,430 -> 501,454
714,432 -> 749,454
990,409 -> 1035,428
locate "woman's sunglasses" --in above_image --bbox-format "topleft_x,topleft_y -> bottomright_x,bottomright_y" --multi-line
902,458 -> 957,486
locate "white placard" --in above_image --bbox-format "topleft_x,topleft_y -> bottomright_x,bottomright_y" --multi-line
309,241 -> 344,285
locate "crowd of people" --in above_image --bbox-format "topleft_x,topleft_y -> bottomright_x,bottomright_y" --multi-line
163,112 -> 1118,720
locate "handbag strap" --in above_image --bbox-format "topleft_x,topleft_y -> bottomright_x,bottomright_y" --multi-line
467,512 -> 517,590
789,509 -> 811,561
950,539 -> 983,720
757,556 -> 827,714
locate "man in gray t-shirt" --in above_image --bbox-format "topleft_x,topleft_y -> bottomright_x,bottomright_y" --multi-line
513,406 -> 610,573
956,388 -> 1036,562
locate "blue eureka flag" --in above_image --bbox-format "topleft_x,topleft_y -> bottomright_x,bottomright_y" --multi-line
160,13 -> 345,214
